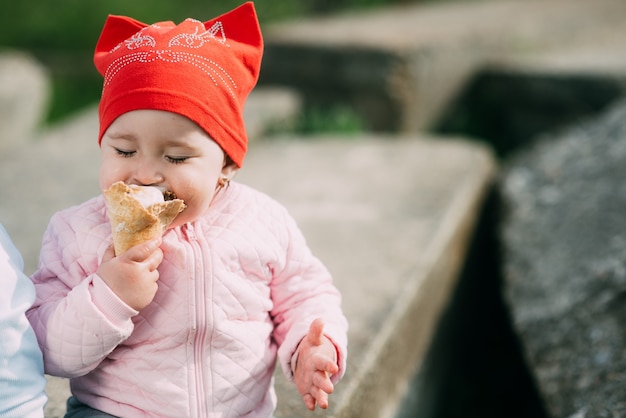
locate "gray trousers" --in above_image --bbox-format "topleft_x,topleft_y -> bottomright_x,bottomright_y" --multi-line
64,397 -> 117,418
64,395 -> 277,417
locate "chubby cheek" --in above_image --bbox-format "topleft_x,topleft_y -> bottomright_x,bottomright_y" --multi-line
98,156 -> 124,192
170,182 -> 218,228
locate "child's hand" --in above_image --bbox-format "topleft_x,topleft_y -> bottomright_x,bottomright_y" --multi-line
294,318 -> 339,411
97,238 -> 163,311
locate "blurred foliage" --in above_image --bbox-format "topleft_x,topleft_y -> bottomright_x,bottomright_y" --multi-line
296,104 -> 364,135
0,1 -> 308,52
0,0 -> 416,129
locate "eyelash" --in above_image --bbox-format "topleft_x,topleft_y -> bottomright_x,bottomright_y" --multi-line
115,149 -> 188,164
115,149 -> 134,158
166,156 -> 188,165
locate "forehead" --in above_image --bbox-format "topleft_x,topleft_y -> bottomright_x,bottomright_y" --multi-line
107,110 -> 208,139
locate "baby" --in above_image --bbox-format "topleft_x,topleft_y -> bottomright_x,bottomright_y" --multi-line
27,3 -> 348,417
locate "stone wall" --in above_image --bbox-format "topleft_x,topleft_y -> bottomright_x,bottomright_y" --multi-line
501,98 -> 626,417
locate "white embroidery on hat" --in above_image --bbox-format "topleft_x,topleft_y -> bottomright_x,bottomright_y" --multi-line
103,50 -> 237,99
169,21 -> 228,48
103,20 -> 237,99
125,29 -> 156,50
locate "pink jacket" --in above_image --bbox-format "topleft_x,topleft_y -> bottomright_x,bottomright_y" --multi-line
27,182 -> 347,418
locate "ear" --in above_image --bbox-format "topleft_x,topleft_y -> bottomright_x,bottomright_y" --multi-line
221,164 -> 239,180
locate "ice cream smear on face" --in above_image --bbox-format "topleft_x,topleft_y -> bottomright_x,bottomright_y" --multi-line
103,181 -> 186,255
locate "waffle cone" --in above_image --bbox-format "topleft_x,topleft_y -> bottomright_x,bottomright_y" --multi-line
104,182 -> 186,255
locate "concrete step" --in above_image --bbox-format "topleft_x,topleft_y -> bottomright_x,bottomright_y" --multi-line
436,34 -> 626,156
240,136 -> 495,417
259,0 -> 626,134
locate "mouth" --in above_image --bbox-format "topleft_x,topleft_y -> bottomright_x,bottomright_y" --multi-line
147,185 -> 177,201
163,190 -> 177,201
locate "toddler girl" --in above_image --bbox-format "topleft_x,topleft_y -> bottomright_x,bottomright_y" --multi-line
27,3 -> 347,417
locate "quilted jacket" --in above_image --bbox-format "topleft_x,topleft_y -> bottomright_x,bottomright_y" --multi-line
27,182 -> 348,418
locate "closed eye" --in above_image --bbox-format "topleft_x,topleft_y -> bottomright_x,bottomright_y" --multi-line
166,155 -> 189,165
115,148 -> 135,158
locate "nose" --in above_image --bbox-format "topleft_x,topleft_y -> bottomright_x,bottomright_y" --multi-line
132,158 -> 164,186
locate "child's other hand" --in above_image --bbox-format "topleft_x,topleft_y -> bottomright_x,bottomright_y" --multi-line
294,318 -> 339,411
97,238 -> 163,311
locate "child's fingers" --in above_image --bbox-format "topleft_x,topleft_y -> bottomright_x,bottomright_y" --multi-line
313,370 -> 335,394
306,318 -> 325,346
312,386 -> 330,409
125,238 -> 163,262
303,393 -> 316,411
308,353 -> 338,377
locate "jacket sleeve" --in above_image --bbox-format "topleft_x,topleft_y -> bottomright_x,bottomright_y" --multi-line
269,207 -> 348,384
26,210 -> 137,378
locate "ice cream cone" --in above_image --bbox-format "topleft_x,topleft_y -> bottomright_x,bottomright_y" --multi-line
103,181 -> 185,255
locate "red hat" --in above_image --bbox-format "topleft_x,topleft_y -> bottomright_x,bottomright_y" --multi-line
93,2 -> 263,167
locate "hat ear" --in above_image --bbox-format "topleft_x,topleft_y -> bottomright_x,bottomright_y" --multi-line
203,2 -> 263,79
94,15 -> 148,74
204,2 -> 262,49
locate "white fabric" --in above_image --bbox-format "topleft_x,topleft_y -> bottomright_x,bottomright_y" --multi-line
0,224 -> 47,418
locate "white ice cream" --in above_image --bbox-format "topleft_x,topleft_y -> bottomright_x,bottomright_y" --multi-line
128,185 -> 164,208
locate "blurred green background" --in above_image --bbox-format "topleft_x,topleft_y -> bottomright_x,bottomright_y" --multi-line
0,0 -> 419,126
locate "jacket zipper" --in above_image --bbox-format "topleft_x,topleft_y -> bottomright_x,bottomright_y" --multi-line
184,224 -> 211,418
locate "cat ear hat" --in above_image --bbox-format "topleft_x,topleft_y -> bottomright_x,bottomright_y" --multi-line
94,2 -> 263,167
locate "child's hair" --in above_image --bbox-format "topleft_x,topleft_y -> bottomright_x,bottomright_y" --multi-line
93,2 -> 263,168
